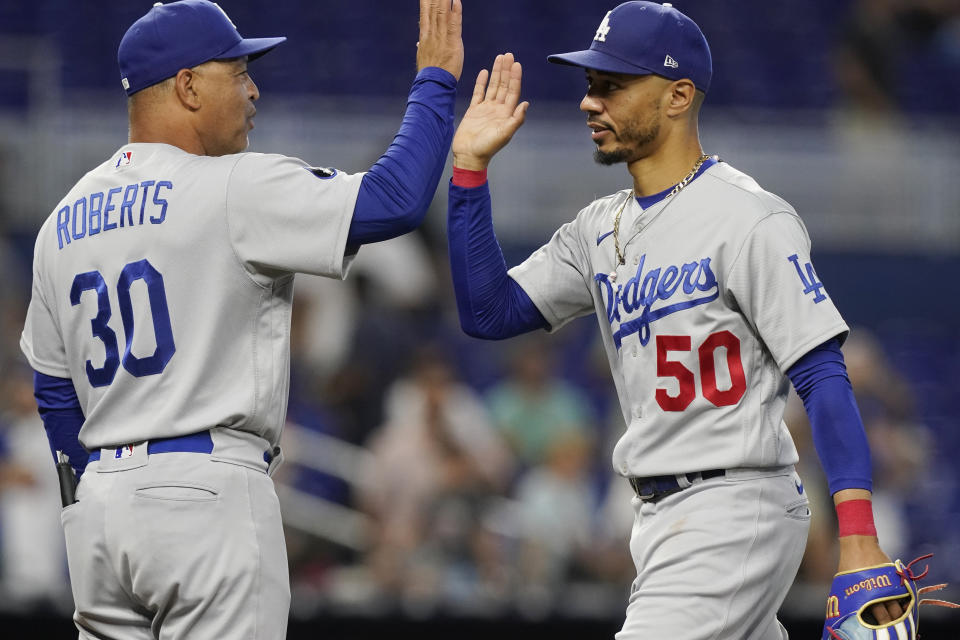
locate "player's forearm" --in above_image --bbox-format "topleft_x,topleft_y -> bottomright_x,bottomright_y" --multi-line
791,349 -> 895,615
448,178 -> 547,340
832,490 -> 891,577
787,337 -> 872,495
348,68 -> 456,245
33,371 -> 89,477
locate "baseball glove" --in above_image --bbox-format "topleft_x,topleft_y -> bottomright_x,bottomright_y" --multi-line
822,554 -> 958,640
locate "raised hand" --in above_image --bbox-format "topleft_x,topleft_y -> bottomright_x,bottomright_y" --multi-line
417,0 -> 464,81
452,53 -> 530,171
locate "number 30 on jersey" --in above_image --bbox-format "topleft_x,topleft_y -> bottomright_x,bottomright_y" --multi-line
70,258 -> 175,387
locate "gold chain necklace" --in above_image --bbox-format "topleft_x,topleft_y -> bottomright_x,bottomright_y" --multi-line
612,154 -> 711,267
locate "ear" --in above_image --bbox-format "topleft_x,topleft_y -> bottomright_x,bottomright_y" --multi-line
664,79 -> 697,117
174,68 -> 202,111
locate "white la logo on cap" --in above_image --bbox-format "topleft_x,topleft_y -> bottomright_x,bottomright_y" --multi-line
594,11 -> 612,42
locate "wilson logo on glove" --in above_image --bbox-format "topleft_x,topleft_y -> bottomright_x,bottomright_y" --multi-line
822,554 -> 959,640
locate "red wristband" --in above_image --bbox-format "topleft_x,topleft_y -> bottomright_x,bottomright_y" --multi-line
836,499 -> 877,537
452,166 -> 487,188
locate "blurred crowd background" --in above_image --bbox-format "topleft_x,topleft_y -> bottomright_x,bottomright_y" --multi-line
1,0 -> 959,633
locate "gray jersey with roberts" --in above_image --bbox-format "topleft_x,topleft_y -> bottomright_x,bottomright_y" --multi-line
21,142 -> 363,450
509,162 -> 848,478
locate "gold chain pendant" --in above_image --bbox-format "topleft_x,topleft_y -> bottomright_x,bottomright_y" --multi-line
612,154 -> 711,267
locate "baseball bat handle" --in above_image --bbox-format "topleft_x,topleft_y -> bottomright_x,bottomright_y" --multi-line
56,451 -> 78,508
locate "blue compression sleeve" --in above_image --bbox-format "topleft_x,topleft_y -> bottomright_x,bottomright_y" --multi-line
348,67 -> 456,245
447,181 -> 549,339
787,337 -> 872,495
33,371 -> 89,477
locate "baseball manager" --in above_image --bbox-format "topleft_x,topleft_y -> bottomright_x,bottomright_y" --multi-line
20,0 -> 463,637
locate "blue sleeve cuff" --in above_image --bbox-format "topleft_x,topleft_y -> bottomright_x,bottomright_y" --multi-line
787,337 -> 873,494
415,66 -> 458,89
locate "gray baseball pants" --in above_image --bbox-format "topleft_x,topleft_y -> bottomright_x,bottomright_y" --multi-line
61,430 -> 290,639
617,466 -> 811,640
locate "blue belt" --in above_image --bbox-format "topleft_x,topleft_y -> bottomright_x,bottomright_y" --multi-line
88,431 -> 214,462
629,469 -> 725,503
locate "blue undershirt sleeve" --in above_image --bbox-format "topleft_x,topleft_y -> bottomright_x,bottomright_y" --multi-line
347,67 -> 456,247
447,181 -> 549,339
786,337 -> 873,495
33,371 -> 89,478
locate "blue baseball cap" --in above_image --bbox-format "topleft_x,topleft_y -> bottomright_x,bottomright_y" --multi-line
548,2 -> 712,93
118,0 -> 286,96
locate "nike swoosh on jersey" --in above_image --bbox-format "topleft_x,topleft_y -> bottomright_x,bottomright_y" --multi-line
597,229 -> 615,245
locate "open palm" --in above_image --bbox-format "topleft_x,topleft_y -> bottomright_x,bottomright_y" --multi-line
452,53 -> 529,171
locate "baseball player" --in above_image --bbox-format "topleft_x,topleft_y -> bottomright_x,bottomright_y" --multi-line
19,0 -> 463,637
446,2 -> 911,638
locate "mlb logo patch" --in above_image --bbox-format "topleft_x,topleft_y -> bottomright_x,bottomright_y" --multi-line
116,151 -> 133,168
114,445 -> 135,459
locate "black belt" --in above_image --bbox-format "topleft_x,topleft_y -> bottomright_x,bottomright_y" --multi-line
628,469 -> 725,503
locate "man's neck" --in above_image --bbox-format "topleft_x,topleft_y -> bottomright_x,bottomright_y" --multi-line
129,115 -> 205,156
627,140 -> 705,197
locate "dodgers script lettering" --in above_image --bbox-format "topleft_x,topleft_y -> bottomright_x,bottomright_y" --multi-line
594,254 -> 719,349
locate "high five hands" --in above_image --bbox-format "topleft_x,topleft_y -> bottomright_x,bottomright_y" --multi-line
417,0 -> 464,81
452,53 -> 530,171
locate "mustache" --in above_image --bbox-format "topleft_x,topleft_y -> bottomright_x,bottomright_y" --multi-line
587,118 -> 614,132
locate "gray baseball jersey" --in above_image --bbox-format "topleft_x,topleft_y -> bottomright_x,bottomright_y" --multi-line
509,161 -> 848,478
20,142 -> 363,450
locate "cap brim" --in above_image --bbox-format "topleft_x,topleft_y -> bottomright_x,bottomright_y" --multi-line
547,49 -> 658,77
218,36 -> 287,62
